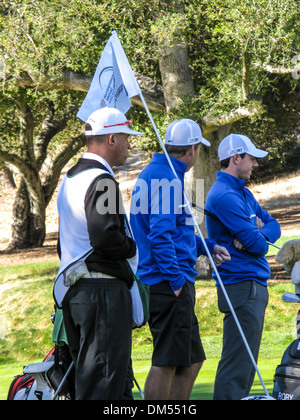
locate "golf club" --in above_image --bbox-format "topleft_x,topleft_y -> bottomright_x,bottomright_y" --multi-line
190,203 -> 281,251
267,242 -> 281,250
51,361 -> 74,400
133,376 -> 145,400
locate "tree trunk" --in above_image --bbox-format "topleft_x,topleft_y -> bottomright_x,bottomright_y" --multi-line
242,51 -> 251,102
156,1 -> 195,112
8,177 -> 46,250
8,179 -> 30,249
192,125 -> 231,279
6,100 -> 46,249
159,43 -> 195,112
0,162 -> 16,189
191,125 -> 232,235
155,10 -> 231,233
3,96 -> 87,250
155,7 -> 231,279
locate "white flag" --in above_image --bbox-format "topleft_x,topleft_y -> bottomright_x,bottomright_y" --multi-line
77,31 -> 141,122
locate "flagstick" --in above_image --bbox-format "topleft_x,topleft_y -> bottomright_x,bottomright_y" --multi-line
76,28 -> 269,396
137,92 -> 270,398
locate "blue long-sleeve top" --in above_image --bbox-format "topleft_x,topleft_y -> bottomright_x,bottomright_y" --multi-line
130,153 -> 217,291
205,171 -> 281,286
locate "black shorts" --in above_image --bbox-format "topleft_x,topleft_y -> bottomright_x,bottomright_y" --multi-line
148,281 -> 206,367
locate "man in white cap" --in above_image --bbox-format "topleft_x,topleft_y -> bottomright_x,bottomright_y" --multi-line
56,107 -> 143,400
130,119 -> 231,400
205,134 -> 281,400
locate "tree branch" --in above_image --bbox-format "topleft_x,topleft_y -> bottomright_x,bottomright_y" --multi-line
0,150 -> 31,174
242,51 -> 251,102
0,149 -> 41,200
252,61 -> 300,75
34,103 -> 77,169
15,100 -> 35,165
16,69 -> 166,111
200,102 -> 265,136
42,133 -> 86,205
19,69 -> 91,92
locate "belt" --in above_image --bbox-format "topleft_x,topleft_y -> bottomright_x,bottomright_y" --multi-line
89,271 -> 118,280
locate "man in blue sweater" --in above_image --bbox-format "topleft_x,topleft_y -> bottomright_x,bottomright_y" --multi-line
130,119 -> 231,400
206,134 -> 281,400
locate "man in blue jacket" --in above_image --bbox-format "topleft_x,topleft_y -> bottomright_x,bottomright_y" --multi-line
130,119 -> 231,400
206,134 -> 281,400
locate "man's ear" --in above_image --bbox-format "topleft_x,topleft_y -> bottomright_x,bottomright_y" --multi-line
188,145 -> 196,157
107,133 -> 115,146
232,154 -> 240,165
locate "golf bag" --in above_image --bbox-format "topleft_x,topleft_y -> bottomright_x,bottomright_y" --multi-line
272,339 -> 300,400
7,345 -> 75,401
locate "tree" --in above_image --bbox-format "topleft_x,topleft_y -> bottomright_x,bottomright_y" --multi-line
167,0 -> 300,199
0,0 -> 299,248
0,90 -> 86,248
0,0 -> 166,248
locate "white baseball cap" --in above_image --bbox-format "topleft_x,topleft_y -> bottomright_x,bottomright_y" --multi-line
218,134 -> 268,161
85,108 -> 144,136
165,119 -> 211,147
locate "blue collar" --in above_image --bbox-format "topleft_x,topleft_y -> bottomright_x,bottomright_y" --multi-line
152,153 -> 187,176
216,171 -> 246,191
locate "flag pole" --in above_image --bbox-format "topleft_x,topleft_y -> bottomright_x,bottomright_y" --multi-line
137,92 -> 270,397
76,28 -> 269,396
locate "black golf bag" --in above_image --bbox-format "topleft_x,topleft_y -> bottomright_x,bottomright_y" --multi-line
273,339 -> 300,400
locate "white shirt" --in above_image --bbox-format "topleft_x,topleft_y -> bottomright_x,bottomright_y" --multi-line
82,152 -> 115,177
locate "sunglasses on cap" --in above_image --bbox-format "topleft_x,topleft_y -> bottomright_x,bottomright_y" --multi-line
103,120 -> 132,129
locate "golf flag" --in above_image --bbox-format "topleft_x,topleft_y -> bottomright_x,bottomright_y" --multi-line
77,31 -> 141,122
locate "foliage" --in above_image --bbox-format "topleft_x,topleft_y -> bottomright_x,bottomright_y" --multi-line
234,78 -> 300,179
237,119 -> 299,180
0,1 -> 299,150
1,0 -> 299,123
129,106 -> 166,152
185,0 -> 299,117
0,0 -> 163,82
0,0 -> 165,158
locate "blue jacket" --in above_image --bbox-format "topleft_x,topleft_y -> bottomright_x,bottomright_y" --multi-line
205,171 -> 281,286
130,153 -> 217,291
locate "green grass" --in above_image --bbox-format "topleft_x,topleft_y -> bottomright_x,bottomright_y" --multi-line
0,261 -> 60,364
0,253 -> 299,400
